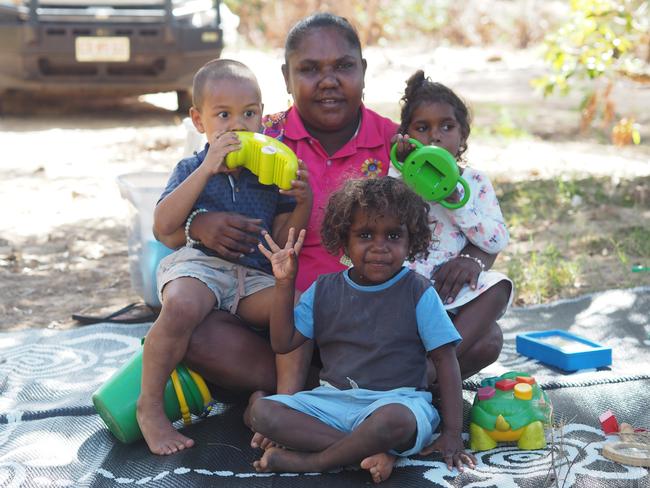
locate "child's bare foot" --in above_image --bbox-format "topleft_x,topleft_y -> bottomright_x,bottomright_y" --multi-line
361,452 -> 396,483
253,446 -> 318,473
136,398 -> 194,455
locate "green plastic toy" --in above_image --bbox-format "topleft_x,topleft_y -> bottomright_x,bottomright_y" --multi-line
92,347 -> 214,443
225,131 -> 298,190
469,371 -> 552,451
390,139 -> 470,209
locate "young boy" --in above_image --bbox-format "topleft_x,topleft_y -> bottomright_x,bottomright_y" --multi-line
252,177 -> 475,482
138,59 -> 312,455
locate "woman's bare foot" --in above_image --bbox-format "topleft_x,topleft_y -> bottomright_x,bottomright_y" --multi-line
253,447 -> 318,473
136,398 -> 194,455
360,452 -> 396,483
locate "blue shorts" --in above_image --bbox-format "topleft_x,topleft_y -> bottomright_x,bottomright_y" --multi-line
264,385 -> 438,457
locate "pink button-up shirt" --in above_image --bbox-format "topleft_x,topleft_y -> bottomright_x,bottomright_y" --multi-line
263,105 -> 398,291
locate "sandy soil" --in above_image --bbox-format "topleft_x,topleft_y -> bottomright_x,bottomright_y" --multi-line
1,44 -> 649,331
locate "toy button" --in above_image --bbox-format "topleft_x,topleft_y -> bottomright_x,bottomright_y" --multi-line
477,386 -> 495,401
514,383 -> 533,400
516,376 -> 536,385
495,379 -> 518,391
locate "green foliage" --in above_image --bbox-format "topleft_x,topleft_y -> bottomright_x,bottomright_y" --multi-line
507,245 -> 579,304
534,0 -> 649,96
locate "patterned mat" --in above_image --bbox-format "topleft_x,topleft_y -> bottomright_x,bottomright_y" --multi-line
0,286 -> 648,487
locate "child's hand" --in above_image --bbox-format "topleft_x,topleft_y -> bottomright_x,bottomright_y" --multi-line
280,159 -> 312,207
258,228 -> 306,283
432,257 -> 480,305
392,133 -> 416,162
202,131 -> 242,175
420,433 -> 476,472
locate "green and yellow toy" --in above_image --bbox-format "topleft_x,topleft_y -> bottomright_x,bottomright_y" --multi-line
225,131 -> 298,190
389,139 -> 470,209
469,371 -> 551,451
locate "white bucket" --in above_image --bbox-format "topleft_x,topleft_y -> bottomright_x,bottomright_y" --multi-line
116,172 -> 173,308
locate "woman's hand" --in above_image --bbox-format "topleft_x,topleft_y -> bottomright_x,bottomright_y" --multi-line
432,256 -> 481,305
190,211 -> 263,259
258,228 -> 306,283
420,433 -> 476,472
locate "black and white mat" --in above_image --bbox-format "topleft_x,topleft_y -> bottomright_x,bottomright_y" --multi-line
1,287 -> 649,487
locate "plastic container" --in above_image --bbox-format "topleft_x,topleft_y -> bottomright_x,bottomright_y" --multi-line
92,347 -> 212,443
117,172 -> 173,308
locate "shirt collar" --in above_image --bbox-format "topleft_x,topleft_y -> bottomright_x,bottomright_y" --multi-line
282,104 -> 386,154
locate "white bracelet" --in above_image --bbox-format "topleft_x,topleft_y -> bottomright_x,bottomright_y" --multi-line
458,253 -> 485,271
185,208 -> 208,247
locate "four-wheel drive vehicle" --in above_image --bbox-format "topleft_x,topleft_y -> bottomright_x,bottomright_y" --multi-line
0,0 -> 223,111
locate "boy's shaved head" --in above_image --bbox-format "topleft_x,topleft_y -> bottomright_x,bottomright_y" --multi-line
192,59 -> 261,110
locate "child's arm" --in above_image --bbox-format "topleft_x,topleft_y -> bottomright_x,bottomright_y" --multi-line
258,228 -> 309,354
443,170 -> 509,254
153,131 -> 242,237
422,344 -> 477,471
271,160 -> 313,246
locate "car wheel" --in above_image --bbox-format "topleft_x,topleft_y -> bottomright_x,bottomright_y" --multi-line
176,90 -> 192,114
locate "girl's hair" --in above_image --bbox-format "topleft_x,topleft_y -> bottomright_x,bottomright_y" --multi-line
399,70 -> 471,160
285,12 -> 362,63
321,177 -> 431,262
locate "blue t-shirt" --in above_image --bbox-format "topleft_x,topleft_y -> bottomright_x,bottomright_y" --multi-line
294,267 -> 462,390
159,144 -> 296,273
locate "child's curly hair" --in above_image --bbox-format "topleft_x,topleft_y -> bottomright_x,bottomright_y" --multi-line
321,177 -> 431,262
398,70 -> 471,161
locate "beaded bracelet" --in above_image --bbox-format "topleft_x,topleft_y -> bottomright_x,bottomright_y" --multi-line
185,208 -> 208,247
458,253 -> 485,271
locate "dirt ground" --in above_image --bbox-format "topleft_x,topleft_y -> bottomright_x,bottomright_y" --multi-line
1,44 -> 649,331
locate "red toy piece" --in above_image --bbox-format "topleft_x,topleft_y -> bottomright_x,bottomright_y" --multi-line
599,410 -> 620,435
477,386 -> 496,401
516,376 -> 536,385
495,379 -> 518,391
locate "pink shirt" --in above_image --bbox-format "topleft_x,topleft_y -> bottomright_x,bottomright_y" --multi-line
263,105 -> 398,291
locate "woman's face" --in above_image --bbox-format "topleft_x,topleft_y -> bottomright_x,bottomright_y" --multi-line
282,27 -> 366,133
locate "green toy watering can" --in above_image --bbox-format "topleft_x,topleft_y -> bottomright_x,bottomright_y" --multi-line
390,139 -> 470,209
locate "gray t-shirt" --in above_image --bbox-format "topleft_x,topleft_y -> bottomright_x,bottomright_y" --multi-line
294,267 -> 461,391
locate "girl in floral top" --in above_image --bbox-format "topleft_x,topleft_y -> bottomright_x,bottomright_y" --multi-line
391,70 -> 513,387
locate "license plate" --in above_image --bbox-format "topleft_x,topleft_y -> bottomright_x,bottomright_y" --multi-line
75,36 -> 130,62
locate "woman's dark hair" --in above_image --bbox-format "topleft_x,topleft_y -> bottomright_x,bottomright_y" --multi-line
285,12 -> 362,63
321,177 -> 431,262
399,70 -> 471,160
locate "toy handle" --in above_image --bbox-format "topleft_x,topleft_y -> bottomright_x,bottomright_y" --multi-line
439,176 -> 471,209
389,138 -> 424,173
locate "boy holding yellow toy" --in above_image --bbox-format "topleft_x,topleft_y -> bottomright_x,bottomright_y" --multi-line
139,58 -> 312,455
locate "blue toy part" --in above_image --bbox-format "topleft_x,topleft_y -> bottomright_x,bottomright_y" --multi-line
389,138 -> 470,209
516,330 -> 612,372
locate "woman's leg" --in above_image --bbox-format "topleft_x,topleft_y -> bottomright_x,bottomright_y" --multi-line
183,309 -> 277,392
137,277 -> 216,455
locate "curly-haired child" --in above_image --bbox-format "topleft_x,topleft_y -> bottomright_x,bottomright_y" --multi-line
391,70 -> 513,386
250,177 -> 476,482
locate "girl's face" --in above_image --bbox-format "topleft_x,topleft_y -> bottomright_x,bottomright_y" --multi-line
282,27 -> 366,133
346,208 -> 409,286
407,101 -> 465,159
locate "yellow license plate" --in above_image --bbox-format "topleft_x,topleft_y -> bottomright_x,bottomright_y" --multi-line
75,36 -> 130,62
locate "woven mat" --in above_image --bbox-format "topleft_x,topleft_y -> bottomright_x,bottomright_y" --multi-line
0,286 -> 648,487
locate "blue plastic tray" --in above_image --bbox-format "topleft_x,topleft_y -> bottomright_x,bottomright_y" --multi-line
516,330 -> 612,372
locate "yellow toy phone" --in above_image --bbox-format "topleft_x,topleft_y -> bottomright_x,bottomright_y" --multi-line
225,132 -> 298,190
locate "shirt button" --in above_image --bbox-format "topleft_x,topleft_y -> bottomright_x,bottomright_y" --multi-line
326,160 -> 332,166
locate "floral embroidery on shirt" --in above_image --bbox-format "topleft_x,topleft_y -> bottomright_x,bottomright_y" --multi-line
361,158 -> 383,178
